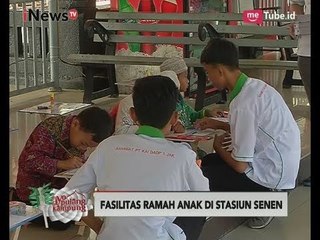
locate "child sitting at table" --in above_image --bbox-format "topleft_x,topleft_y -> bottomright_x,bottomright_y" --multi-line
195,38 -> 301,229
114,58 -> 213,135
13,106 -> 113,230
160,57 -> 214,133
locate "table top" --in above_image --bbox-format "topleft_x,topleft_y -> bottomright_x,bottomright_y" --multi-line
10,206 -> 42,231
165,129 -> 221,143
19,102 -> 91,116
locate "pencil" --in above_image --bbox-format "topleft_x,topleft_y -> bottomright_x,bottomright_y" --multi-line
56,140 -> 73,157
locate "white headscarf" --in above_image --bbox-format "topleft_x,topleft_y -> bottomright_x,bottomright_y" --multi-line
159,70 -> 180,90
160,57 -> 188,75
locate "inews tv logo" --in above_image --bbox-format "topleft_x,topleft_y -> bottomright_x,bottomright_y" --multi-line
243,10 -> 296,24
23,8 -> 78,22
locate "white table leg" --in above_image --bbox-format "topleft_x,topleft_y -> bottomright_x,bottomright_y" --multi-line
12,226 -> 21,240
75,220 -> 87,236
87,228 -> 97,240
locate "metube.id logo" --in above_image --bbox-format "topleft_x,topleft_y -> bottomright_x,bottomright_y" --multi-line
243,10 -> 263,24
243,9 -> 296,24
23,8 -> 78,22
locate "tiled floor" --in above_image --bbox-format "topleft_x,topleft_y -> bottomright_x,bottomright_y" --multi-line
219,186 -> 310,240
9,68 -> 311,240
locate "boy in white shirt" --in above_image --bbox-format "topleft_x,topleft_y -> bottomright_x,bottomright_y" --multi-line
194,38 -> 301,229
66,75 -> 210,240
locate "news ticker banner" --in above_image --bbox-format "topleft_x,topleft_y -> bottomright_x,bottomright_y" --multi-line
94,192 -> 287,217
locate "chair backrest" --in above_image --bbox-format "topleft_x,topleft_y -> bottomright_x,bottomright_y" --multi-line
91,12 -> 297,50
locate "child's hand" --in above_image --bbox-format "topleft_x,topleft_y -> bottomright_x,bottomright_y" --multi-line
57,156 -> 84,170
194,118 -> 209,130
194,117 -> 217,130
173,121 -> 185,133
213,133 -> 232,152
207,109 -> 228,117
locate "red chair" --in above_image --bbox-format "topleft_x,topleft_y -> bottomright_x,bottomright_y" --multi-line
109,102 -> 120,133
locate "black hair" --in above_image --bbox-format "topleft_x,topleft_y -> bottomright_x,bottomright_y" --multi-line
77,106 -> 113,143
132,75 -> 179,129
200,38 -> 239,69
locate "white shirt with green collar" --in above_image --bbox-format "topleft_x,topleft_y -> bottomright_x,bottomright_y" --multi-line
66,125 -> 209,240
228,73 -> 301,190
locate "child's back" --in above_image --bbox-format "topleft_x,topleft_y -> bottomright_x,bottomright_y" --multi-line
66,76 -> 209,240
88,133 -> 207,239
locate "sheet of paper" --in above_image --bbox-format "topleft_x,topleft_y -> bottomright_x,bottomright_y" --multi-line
210,117 -> 229,123
165,129 -> 217,142
54,168 -> 79,179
